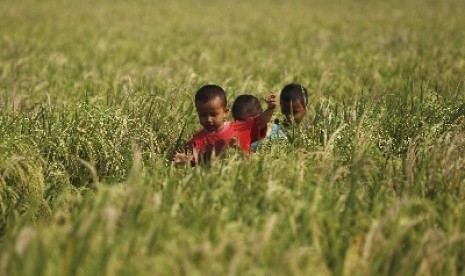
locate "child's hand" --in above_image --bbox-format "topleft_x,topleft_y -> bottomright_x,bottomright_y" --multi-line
265,93 -> 277,110
172,152 -> 191,165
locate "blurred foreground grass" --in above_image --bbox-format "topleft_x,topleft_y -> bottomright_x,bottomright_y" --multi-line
1,0 -> 465,275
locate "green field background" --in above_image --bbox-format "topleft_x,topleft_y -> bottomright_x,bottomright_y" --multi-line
1,0 -> 465,275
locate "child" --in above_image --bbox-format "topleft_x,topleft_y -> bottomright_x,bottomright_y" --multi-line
279,83 -> 308,127
232,94 -> 286,152
173,85 -> 276,165
231,94 -> 263,122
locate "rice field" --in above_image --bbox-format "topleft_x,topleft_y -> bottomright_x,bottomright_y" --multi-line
1,0 -> 465,275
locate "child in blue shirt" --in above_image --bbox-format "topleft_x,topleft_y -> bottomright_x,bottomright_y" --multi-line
279,83 -> 309,127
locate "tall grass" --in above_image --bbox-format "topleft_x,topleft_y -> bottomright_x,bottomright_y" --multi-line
1,0 -> 465,275
1,86 -> 464,275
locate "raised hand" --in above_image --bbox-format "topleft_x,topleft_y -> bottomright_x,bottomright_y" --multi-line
265,93 -> 277,110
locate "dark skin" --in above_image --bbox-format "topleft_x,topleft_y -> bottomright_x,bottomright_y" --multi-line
258,93 -> 277,129
195,96 -> 229,132
280,99 -> 306,125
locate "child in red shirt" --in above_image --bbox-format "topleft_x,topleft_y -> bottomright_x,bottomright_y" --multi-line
231,94 -> 268,153
232,94 -> 286,152
173,85 -> 276,165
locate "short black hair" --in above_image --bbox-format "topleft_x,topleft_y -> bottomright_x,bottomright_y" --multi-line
195,84 -> 227,107
280,83 -> 308,106
231,94 -> 263,121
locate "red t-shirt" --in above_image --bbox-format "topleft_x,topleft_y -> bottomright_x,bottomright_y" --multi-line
231,116 -> 267,154
187,117 -> 267,164
187,122 -> 236,164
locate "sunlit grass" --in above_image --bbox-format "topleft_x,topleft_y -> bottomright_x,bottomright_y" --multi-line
1,0 -> 465,275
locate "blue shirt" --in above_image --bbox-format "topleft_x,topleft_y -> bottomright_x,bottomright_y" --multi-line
251,122 -> 287,152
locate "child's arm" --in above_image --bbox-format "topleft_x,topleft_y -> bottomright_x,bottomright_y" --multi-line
257,93 -> 277,130
172,152 -> 192,165
172,142 -> 196,166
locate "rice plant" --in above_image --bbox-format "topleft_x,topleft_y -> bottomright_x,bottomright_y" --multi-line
1,0 -> 465,275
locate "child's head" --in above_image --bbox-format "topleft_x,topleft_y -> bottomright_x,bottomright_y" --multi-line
231,94 -> 263,121
279,83 -> 308,124
195,84 -> 229,132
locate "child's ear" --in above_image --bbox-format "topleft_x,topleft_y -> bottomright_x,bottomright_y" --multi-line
224,107 -> 230,114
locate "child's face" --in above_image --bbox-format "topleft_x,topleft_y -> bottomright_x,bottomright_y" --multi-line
280,99 -> 306,124
195,96 -> 229,132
